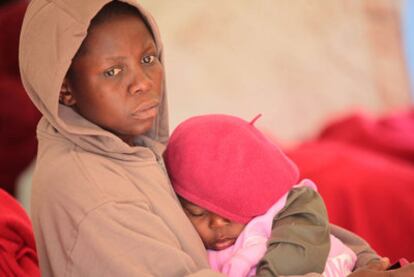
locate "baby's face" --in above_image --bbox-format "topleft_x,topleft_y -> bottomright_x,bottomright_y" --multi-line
179,197 -> 246,251
63,13 -> 163,144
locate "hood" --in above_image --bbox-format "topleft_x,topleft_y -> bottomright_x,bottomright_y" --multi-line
19,0 -> 169,155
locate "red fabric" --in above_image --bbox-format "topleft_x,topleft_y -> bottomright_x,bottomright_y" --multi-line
285,109 -> 414,262
0,189 -> 40,277
319,109 -> 414,164
0,1 -> 27,76
164,114 -> 299,224
0,1 -> 41,195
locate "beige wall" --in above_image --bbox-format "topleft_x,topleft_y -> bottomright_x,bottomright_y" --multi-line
141,0 -> 411,142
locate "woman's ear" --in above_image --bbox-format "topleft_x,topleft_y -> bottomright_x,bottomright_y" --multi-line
59,78 -> 76,106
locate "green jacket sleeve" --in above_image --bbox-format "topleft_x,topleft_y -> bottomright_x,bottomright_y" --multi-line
255,186 -> 331,277
329,224 -> 380,269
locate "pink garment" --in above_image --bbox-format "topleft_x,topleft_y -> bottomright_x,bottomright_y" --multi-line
208,179 -> 356,277
324,236 -> 356,277
208,184 -> 289,277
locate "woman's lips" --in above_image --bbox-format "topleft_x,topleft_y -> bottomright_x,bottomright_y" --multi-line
214,238 -> 236,251
132,101 -> 159,120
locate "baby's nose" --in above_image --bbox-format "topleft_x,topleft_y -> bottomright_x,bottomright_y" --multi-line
209,214 -> 230,229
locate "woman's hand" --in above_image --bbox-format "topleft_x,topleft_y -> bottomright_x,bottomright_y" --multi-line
349,257 -> 414,277
364,257 -> 390,271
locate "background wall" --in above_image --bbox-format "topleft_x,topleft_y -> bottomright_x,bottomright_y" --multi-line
141,0 -> 411,143
402,0 -> 414,98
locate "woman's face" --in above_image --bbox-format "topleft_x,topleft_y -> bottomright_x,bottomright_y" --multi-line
179,197 -> 246,251
61,13 -> 164,145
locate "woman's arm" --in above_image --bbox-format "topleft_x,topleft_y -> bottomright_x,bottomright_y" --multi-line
67,201 -> 224,277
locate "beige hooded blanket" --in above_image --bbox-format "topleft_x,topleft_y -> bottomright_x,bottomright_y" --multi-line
19,0 -> 222,276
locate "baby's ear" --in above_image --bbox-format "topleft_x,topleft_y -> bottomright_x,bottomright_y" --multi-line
59,78 -> 76,106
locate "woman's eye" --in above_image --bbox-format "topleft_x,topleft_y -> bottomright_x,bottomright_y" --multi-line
104,68 -> 122,77
141,55 -> 156,64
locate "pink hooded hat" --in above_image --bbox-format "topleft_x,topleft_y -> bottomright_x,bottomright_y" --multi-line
164,114 -> 299,224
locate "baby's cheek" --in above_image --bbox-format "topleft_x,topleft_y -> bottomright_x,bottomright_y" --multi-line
196,225 -> 214,246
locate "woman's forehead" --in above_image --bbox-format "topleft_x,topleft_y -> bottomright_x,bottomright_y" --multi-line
74,15 -> 153,61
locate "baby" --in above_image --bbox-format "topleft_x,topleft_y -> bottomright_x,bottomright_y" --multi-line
164,114 -> 357,277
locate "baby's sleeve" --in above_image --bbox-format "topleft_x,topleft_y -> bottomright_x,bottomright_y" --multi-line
329,224 -> 380,269
255,186 -> 330,276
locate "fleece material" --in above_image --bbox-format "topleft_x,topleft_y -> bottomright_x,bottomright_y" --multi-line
19,0 -> 222,276
164,114 -> 299,224
0,189 -> 40,277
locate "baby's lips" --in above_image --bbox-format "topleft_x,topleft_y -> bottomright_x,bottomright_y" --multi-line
214,237 -> 236,251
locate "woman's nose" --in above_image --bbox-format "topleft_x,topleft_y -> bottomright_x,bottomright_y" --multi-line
128,66 -> 152,95
209,214 -> 230,229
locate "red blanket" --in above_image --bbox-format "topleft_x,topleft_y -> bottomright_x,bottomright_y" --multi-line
286,109 -> 414,263
0,190 -> 40,277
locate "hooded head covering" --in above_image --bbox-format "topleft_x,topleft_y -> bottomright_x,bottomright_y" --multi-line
19,0 -> 169,156
164,114 -> 300,224
18,3 -> 218,276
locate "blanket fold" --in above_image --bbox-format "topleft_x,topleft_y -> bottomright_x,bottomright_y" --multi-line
0,189 -> 40,277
